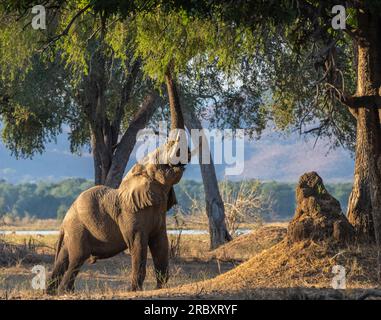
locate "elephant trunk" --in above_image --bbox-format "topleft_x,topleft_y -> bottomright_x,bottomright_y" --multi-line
165,68 -> 184,131
165,65 -> 190,165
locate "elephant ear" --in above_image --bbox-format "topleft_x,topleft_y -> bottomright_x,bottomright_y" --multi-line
167,187 -> 177,211
121,176 -> 168,214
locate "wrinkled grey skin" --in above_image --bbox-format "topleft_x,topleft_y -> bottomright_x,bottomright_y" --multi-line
47,141 -> 186,294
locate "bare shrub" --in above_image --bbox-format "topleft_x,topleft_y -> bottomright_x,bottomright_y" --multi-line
220,180 -> 273,237
0,213 -> 37,227
0,236 -> 52,266
169,207 -> 186,259
174,187 -> 208,228
175,180 -> 273,238
20,213 -> 36,225
1,213 -> 16,226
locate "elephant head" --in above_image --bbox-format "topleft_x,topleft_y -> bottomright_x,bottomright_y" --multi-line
119,68 -> 190,213
120,135 -> 189,213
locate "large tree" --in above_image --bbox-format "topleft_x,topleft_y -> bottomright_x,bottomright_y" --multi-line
160,1 -> 381,245
0,1 -> 161,187
133,7 -> 268,248
0,2 -> 238,248
7,0 -> 376,248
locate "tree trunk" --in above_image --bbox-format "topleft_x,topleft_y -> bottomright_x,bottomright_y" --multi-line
165,67 -> 231,248
91,135 -> 103,185
88,92 -> 158,187
347,112 -> 376,243
184,108 -> 232,249
104,92 -> 159,188
79,37 -> 156,187
347,10 -> 381,252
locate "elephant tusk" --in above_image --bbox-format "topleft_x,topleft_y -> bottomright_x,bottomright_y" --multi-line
190,147 -> 198,157
168,142 -> 178,163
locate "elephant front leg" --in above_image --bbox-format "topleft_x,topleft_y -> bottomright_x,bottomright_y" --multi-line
130,234 -> 148,291
149,231 -> 169,289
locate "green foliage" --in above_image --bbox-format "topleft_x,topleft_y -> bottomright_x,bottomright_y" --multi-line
134,7 -> 215,83
0,8 -> 39,83
149,0 -> 358,150
0,1 -> 150,159
265,31 -> 357,151
0,178 -> 93,219
1,58 -> 69,158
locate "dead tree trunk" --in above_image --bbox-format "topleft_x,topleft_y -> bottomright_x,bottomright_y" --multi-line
346,10 -> 381,252
184,108 -> 232,249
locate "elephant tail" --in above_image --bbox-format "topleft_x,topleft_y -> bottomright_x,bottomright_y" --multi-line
54,230 -> 64,262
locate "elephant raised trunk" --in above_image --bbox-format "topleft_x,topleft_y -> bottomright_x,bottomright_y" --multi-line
165,67 -> 184,131
165,66 -> 191,166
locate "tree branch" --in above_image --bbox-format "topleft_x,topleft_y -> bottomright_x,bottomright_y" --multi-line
39,4 -> 91,52
341,95 -> 381,109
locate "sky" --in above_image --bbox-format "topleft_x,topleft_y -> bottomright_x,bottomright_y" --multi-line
0,128 -> 355,184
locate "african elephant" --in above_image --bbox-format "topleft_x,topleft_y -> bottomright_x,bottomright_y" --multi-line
47,138 -> 188,294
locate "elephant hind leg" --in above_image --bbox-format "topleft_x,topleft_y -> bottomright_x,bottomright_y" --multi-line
57,255 -> 86,294
47,246 -> 69,295
149,232 -> 169,289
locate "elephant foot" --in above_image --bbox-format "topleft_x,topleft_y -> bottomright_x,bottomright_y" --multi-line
57,288 -> 74,296
130,284 -> 143,292
156,284 -> 165,290
46,279 -> 59,296
46,287 -> 57,296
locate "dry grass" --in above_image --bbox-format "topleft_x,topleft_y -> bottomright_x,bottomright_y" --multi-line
115,239 -> 380,300
0,235 -> 53,267
0,215 -> 257,232
209,225 -> 287,261
0,233 -> 236,299
0,219 -> 59,231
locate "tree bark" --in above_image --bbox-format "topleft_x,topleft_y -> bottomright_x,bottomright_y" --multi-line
347,10 -> 381,252
184,108 -> 232,249
91,135 -> 103,185
104,92 -> 159,188
87,91 -> 158,187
